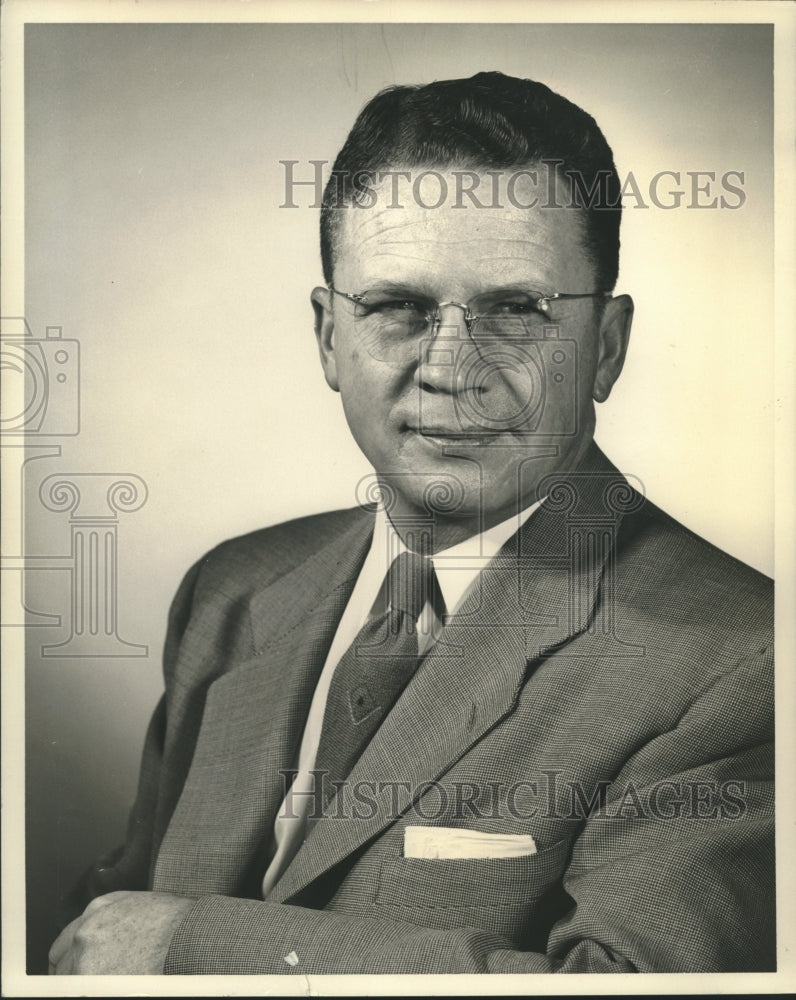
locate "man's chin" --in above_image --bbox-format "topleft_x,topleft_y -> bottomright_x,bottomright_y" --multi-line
375,465 -> 515,526
371,429 -> 594,523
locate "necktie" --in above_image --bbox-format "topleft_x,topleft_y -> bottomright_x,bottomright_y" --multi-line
312,550 -> 435,806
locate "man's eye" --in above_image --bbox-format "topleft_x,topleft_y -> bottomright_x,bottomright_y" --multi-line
371,299 -> 425,315
487,298 -> 540,316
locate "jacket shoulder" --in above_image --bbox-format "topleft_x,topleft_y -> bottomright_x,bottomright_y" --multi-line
617,496 -> 773,654
189,506 -> 371,603
161,505 -> 372,686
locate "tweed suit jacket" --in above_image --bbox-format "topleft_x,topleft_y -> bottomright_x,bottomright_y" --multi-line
71,443 -> 775,974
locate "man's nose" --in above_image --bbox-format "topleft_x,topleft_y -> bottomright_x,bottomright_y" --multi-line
414,303 -> 478,394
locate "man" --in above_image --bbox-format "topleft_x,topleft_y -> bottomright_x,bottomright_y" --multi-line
50,72 -> 774,975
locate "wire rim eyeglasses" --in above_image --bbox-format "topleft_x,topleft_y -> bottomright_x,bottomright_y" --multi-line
327,285 -> 612,345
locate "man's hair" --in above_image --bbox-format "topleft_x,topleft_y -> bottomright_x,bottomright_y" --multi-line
320,71 -> 622,290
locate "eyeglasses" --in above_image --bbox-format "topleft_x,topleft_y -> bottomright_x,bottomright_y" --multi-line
328,285 -> 611,362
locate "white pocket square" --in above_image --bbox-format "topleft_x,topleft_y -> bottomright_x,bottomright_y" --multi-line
404,826 -> 537,860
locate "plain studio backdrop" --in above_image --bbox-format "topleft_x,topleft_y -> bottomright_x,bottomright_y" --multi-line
19,22 -> 772,972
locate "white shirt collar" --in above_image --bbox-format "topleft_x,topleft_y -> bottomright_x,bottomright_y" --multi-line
371,497 -> 544,617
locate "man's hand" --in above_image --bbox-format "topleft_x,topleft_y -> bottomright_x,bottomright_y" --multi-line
48,890 -> 195,975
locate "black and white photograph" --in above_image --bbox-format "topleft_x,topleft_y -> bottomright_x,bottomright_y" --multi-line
2,0 -> 793,993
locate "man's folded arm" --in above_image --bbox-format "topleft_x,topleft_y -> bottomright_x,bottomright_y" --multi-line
161,647 -> 774,975
161,763 -> 773,974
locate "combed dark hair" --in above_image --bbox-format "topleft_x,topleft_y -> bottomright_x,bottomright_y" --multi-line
320,71 -> 622,290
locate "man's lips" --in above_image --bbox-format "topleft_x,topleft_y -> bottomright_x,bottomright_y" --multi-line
406,425 -> 500,442
409,423 -> 475,435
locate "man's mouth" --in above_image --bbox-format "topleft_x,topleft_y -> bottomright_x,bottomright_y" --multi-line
408,425 -> 499,445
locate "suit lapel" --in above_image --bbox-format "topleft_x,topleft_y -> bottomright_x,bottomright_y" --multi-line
152,512 -> 374,896
270,445 -> 633,904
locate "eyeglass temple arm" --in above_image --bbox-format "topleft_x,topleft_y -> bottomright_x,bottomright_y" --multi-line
328,286 -> 366,305
536,291 -> 612,313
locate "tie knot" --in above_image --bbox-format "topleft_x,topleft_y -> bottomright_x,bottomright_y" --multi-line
387,551 -> 434,624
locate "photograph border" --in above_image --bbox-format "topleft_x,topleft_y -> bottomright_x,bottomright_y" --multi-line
2,0 -> 794,995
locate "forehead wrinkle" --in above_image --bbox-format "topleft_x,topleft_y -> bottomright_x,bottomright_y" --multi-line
346,232 -> 559,266
345,210 -> 418,241
345,213 -> 580,251
344,209 -> 555,244
354,242 -> 557,272
350,215 -> 554,238
341,207 -> 587,263
358,235 -> 551,248
358,247 -> 445,270
351,242 -> 570,292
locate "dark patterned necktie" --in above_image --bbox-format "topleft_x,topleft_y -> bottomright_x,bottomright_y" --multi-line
312,550 -> 435,805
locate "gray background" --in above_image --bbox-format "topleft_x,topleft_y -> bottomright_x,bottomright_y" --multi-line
21,22 -> 773,973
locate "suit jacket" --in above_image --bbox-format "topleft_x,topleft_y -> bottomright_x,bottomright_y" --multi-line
71,444 -> 775,974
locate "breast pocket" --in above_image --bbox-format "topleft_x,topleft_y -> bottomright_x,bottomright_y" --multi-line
375,838 -> 572,942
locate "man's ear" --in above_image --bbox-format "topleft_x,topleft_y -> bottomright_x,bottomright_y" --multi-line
593,294 -> 633,403
311,286 -> 339,392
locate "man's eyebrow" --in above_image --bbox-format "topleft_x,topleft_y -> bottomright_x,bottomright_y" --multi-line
472,283 -> 546,295
356,280 -> 437,297
353,281 -> 547,296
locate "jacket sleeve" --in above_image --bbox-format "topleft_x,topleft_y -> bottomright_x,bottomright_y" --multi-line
161,644 -> 775,975
57,558 -> 204,927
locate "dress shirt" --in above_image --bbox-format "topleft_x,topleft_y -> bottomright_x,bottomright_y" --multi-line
261,498 -> 544,897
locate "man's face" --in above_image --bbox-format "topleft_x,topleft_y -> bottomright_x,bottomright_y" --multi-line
313,169 -> 632,543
